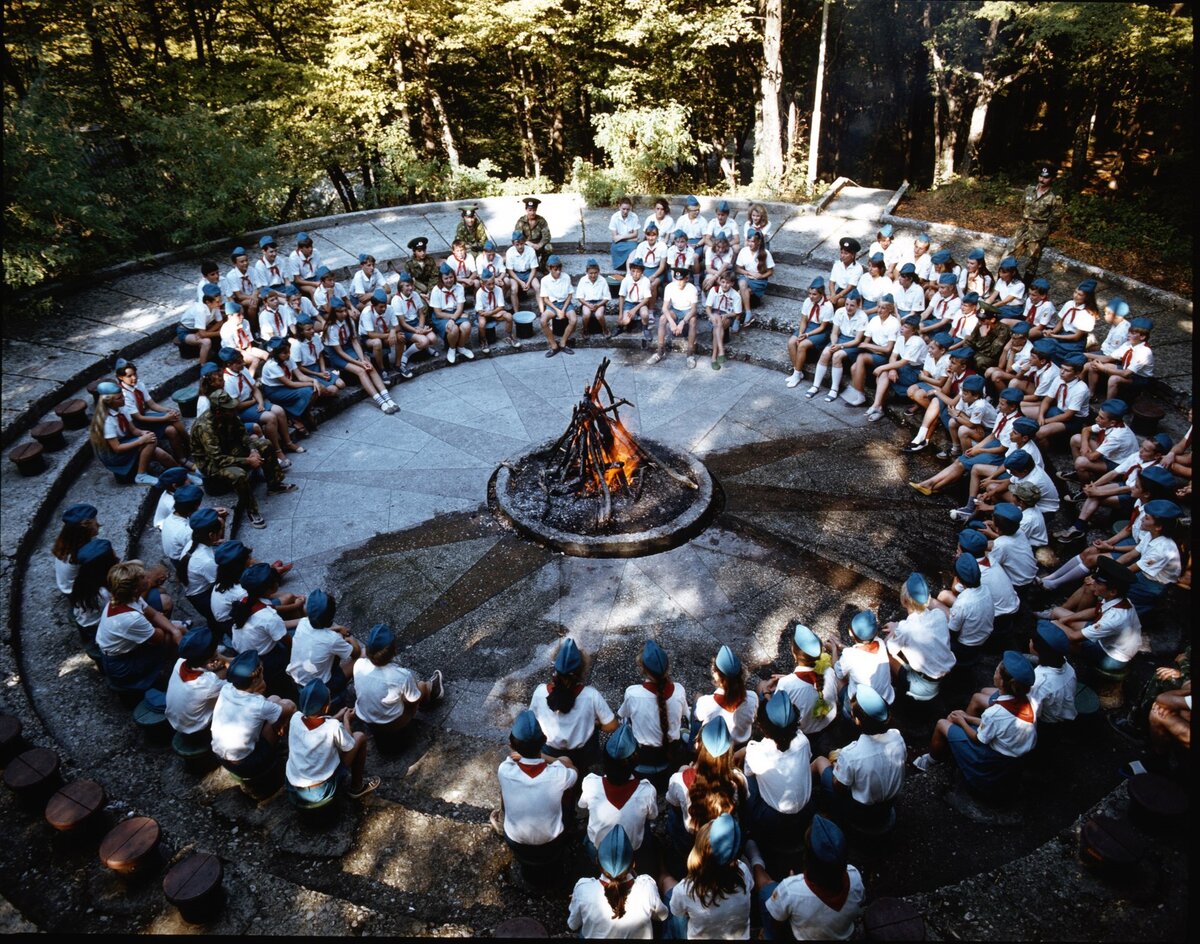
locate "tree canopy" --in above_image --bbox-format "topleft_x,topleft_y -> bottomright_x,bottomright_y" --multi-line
3,0 -> 1191,293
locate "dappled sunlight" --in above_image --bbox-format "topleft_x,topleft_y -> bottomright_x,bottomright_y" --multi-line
56,650 -> 98,679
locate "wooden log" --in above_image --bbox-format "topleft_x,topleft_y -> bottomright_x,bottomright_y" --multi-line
163,852 -> 224,924
99,816 -> 161,874
55,398 -> 89,429
8,442 -> 46,477
31,420 -> 66,451
45,779 -> 106,832
4,747 -> 61,799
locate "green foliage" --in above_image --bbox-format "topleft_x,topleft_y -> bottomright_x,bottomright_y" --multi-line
591,103 -> 702,194
1061,193 -> 1191,266
570,158 -> 633,207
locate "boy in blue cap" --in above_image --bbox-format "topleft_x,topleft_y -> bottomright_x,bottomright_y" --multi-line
939,528 -> 1019,622
152,466 -> 196,531
1088,295 -> 1132,369
475,265 -> 518,353
179,281 -> 226,366
165,625 -> 226,751
1027,620 -> 1077,724
286,589 -> 361,708
988,502 -> 1037,589
616,257 -> 653,340
286,679 -> 379,802
985,320 -> 1032,391
538,254 -> 576,356
1021,278 -> 1056,335
358,288 -> 402,381
443,240 -> 480,293
754,814 -> 866,941
902,347 -> 975,452
649,266 -> 701,368
352,623 -> 443,751
1043,556 -> 1142,672
1056,434 -> 1175,541
609,196 -> 641,271
913,651 -> 1037,793
161,483 -> 204,561
935,553 -> 994,656
1029,353 -> 1091,448
494,709 -> 578,872
568,824 -> 667,938
1065,398 -> 1138,485
289,232 -> 322,298
210,649 -> 296,778
577,721 -> 658,869
1090,317 -> 1155,401
504,230 -> 540,310
223,245 -> 261,320
574,258 -> 613,339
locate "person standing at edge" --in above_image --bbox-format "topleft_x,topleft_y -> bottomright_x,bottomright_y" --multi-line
1010,164 -> 1063,284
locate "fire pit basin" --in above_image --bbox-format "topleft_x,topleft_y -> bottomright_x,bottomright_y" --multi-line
489,440 -> 718,558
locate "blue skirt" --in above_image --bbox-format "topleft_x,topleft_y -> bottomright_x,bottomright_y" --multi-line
997,303 -> 1024,320
238,406 -> 263,424
325,348 -> 352,370
947,722 -> 1019,792
895,364 -> 922,392
740,276 -> 769,298
99,436 -> 141,478
1128,572 -> 1167,616
747,775 -> 809,848
958,438 -> 1002,468
299,366 -> 339,388
101,640 -> 164,692
431,313 -> 469,342
263,384 -> 315,419
611,240 -> 636,271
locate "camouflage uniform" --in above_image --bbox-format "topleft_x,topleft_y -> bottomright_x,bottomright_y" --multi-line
1010,183 -> 1062,282
403,256 -> 438,296
515,214 -> 553,271
454,217 -> 489,254
189,400 -> 284,516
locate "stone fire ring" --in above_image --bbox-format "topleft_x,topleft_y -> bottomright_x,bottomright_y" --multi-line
489,438 -> 719,558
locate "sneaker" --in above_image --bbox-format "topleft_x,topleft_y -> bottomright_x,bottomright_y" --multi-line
348,775 -> 381,799
687,355 -> 697,369
902,440 -> 929,453
428,669 -> 444,702
785,371 -> 803,388
717,355 -> 727,365
384,401 -> 400,415
866,407 -> 884,421
446,348 -> 457,365
248,511 -> 267,529
562,345 -> 574,355
428,348 -> 441,358
505,335 -> 519,349
647,352 -> 663,365
948,506 -> 974,522
267,482 -> 299,494
134,473 -> 158,487
1057,469 -> 1080,482
935,446 -> 958,460
1054,526 -> 1084,542
742,313 -> 757,328
804,386 -> 820,399
460,347 -> 475,360
1061,492 -> 1082,507
398,363 -> 414,380
545,347 -> 559,358
480,345 -> 491,355
276,456 -> 292,470
841,388 -> 867,406
912,752 -> 939,772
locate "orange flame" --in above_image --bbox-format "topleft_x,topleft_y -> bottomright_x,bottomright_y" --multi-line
596,417 -> 641,492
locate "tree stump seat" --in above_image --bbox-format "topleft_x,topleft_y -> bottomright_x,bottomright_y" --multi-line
31,419 -> 66,451
99,816 -> 161,874
163,852 -> 224,923
55,398 -> 89,430
3,747 -> 61,799
8,441 -> 46,476
45,779 -> 106,832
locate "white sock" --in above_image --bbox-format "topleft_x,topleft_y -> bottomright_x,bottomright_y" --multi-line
1043,555 -> 1090,589
912,426 -> 928,445
789,369 -> 801,380
372,393 -> 386,406
402,343 -> 418,365
830,366 -> 844,393
811,364 -> 828,389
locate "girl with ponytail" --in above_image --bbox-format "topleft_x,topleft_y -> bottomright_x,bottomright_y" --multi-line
529,637 -> 618,773
566,825 -> 667,938
665,715 -> 747,860
618,640 -> 690,782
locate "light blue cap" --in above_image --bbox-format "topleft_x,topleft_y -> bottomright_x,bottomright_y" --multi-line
962,374 -> 985,393
709,813 -> 741,865
96,381 -> 120,395
157,467 -> 188,488
809,277 -> 826,290
850,611 -> 878,642
955,553 -> 981,587
1100,399 -> 1128,418
958,528 -> 988,555
173,484 -> 203,508
1002,650 -> 1035,686
1035,620 -> 1071,655
1129,317 -> 1153,332
178,625 -> 214,662
315,265 -> 331,278
699,715 -> 732,756
932,332 -> 955,348
201,283 -> 222,299
598,825 -> 634,877
63,502 -> 98,525
358,253 -> 369,264
994,502 -> 1021,524
714,644 -> 741,676
306,589 -> 335,628
296,231 -> 310,243
239,562 -> 273,595
77,538 -> 113,565
931,250 -> 952,264
916,232 -> 931,243
511,230 -> 525,242
259,235 -> 276,249
511,708 -> 544,744
1107,297 -> 1129,319
1031,277 -> 1050,291
481,267 -> 496,279
967,248 -> 986,261
906,572 -> 930,604
855,684 -> 887,720
398,272 -> 413,283
879,293 -> 895,305
1062,353 -> 1087,368
547,254 -> 561,266
938,273 -> 957,285
189,507 -> 219,532
1005,448 -> 1033,471
998,256 -> 1018,270
1011,321 -> 1030,335
809,814 -> 846,864
717,200 -> 730,212
586,258 -> 599,269
686,195 -> 700,207
1078,278 -> 1098,293
878,224 -> 894,237
644,222 -> 658,233
371,288 -> 388,303
674,229 -> 688,240
870,252 -> 885,264
483,240 -> 496,250
1143,499 -> 1183,520
299,679 -> 330,716
224,301 -> 242,315
766,690 -> 797,727
899,262 -> 916,275
438,262 -> 454,276
555,638 -> 583,674
642,640 -> 668,676
227,649 -> 260,688
605,721 -> 637,760
962,291 -> 980,305
793,624 -> 821,658
230,246 -> 247,259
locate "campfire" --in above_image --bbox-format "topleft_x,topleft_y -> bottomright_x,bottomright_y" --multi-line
545,358 -> 696,526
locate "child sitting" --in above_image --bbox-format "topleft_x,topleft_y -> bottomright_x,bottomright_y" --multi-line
352,623 -> 443,751
286,679 -> 380,803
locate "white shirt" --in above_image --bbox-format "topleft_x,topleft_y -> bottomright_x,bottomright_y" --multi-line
261,357 -> 301,386
286,713 -> 355,787
540,272 -> 574,304
743,735 -> 813,814
505,244 -> 538,273
775,670 -> 838,735
1031,662 -> 1077,723
1092,423 -> 1138,464
834,642 -> 894,704
223,366 -> 257,404
1049,377 -> 1091,418
1024,298 -> 1057,328
54,555 -> 79,595
258,304 -> 293,342
165,659 -> 223,734
252,255 -> 292,289
764,867 -> 866,941
291,335 -> 325,368
568,874 -> 666,940
578,773 -> 658,850
428,283 -> 465,315
529,684 -> 615,750
677,213 -> 707,241
992,277 -> 1026,305
668,860 -> 753,940
959,396 -> 998,430
475,285 -> 508,313
219,318 -> 256,353
358,304 -> 397,336
352,659 -> 421,724
286,618 -> 354,686
705,287 -> 743,317
949,310 -> 978,340
210,583 -> 244,624
161,513 -> 192,561
832,307 -> 867,339
667,244 -> 696,271
829,260 -> 863,291
443,255 -> 477,283
886,608 -> 955,679
1012,465 -> 1060,513
222,266 -> 256,299
922,350 -> 950,380
864,314 -> 900,348
290,248 -> 323,281
153,490 -> 175,530
610,210 -> 641,240
497,756 -> 577,844
649,213 -> 675,239
1020,505 -> 1049,547
855,273 -> 892,305
990,532 -> 1037,587
926,294 -> 961,325
832,729 -> 906,805
633,239 -> 666,270
735,246 -> 774,278
391,291 -> 425,325
475,252 -> 506,279
662,281 -> 699,314
948,584 -> 994,646
979,557 -> 1019,616
351,268 -> 388,297
1083,597 -> 1142,661
706,217 -> 738,242
575,275 -> 612,305
893,281 -> 926,314
1110,340 -> 1154,377
96,598 -> 153,655
1101,319 -> 1131,357
1134,533 -> 1181,585
232,598 -> 288,656
695,688 -> 762,743
209,684 -> 282,762
913,251 -> 935,282
185,543 -> 217,597
800,298 -> 834,328
619,274 -> 652,304
180,300 -> 217,331
1058,303 -> 1096,337
618,682 -> 689,746
977,696 -> 1037,757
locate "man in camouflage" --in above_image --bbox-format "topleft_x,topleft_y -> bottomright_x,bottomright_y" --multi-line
404,237 -> 438,296
454,205 -> 489,254
190,391 -> 293,528
514,197 -> 553,273
1009,164 -> 1063,283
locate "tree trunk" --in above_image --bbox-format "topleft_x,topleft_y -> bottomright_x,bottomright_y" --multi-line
960,88 -> 993,178
140,0 -> 171,63
390,44 -> 413,133
83,3 -> 120,112
806,0 -> 830,188
184,1 -> 206,66
326,163 -> 358,213
517,61 -> 541,179
1069,87 -> 1098,189
550,104 -> 565,181
928,35 -> 958,187
756,0 -> 784,190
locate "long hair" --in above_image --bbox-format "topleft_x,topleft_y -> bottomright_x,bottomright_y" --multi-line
89,393 -> 122,456
70,545 -> 119,612
1079,285 -> 1099,314
602,874 -> 635,919
714,661 -> 747,708
640,653 -> 673,749
685,820 -> 747,909
214,546 -> 252,592
753,233 -> 768,272
229,569 -> 280,627
546,668 -> 582,713
748,202 -> 769,229
756,699 -> 798,752
176,520 -> 221,584
53,521 -> 94,563
687,739 -> 737,830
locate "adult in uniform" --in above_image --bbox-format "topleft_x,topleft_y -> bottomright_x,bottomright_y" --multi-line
1009,164 -> 1063,283
454,204 -> 489,254
404,237 -> 437,296
515,197 -> 553,273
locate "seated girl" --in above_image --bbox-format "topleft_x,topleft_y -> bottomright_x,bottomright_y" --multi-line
352,623 -> 443,751
663,814 -> 752,940
982,257 -> 1025,321
89,382 -> 176,487
529,638 -> 618,773
577,723 -> 658,870
323,299 -> 397,413
567,825 -> 667,939
665,717 -> 747,862
230,562 -> 297,696
260,338 -> 318,437
786,278 -> 834,389
694,645 -> 760,748
95,560 -> 187,693
220,347 -> 303,465
115,359 -> 194,468
1045,279 -> 1098,358
734,229 -> 774,325
617,640 -> 689,783
804,289 -> 866,401
864,314 -> 927,420
52,503 -> 100,595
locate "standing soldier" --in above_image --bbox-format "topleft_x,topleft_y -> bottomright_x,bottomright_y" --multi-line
404,237 -> 438,297
455,205 -> 489,254
515,197 -> 554,274
1010,165 -> 1063,284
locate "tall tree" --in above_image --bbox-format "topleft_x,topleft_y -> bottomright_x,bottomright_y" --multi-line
806,0 -> 830,188
755,0 -> 785,189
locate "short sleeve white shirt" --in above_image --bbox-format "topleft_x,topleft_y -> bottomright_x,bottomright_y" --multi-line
634,239 -> 666,270
1111,341 -> 1154,377
833,642 -> 895,704
894,333 -> 928,365
893,281 -> 926,314
705,287 -> 743,316
568,874 -> 666,940
291,335 -> 325,368
764,867 -> 866,941
619,275 -> 652,303
578,773 -> 658,849
829,260 -> 863,291
662,281 -> 699,313
161,513 -> 192,561
775,671 -> 837,735
185,543 -> 218,597
529,684 -> 615,750
290,248 -> 322,281
948,584 -> 994,646
610,211 -> 641,240
1020,506 -> 1049,547
428,283 -> 466,314
832,729 -> 906,804
286,618 -> 354,686
832,308 -> 868,339
668,861 -> 753,939
618,682 -> 689,746
153,490 -> 175,530
505,245 -> 538,273
736,246 -> 775,278
694,688 -> 762,743
1136,533 -> 1181,585
352,659 -> 422,724
232,599 -> 288,656
976,697 -> 1037,757
497,756 -> 577,844
865,314 -> 900,348
475,284 -> 508,313
886,608 -> 955,678
990,532 -> 1037,587
1031,662 -> 1077,723
744,735 -> 813,814
540,272 -> 573,304
574,275 -> 612,305
979,558 -> 1019,616
1094,423 -> 1138,463
1101,319 -> 1130,356
1082,597 -> 1142,661
667,244 -> 696,271
209,684 -> 282,762
286,713 -> 356,787
165,659 -> 224,734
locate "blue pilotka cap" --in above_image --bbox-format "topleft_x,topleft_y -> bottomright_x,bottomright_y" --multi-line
598,825 -> 634,877
299,679 -> 330,716
855,684 -> 888,720
189,508 -> 219,532
605,721 -> 637,760
62,503 -> 98,525
305,589 -> 335,628
793,623 -> 821,657
709,813 -> 741,864
1002,650 -> 1035,686
367,623 -> 395,653
958,528 -> 988,555
511,708 -> 544,745
240,562 -> 273,595
809,814 -> 847,865
850,611 -> 878,642
955,553 -> 982,587
227,649 -> 260,689
642,640 -> 668,675
714,644 -> 741,676
213,540 -> 248,568
555,638 -> 583,674
906,572 -> 930,604
699,715 -> 732,756
765,690 -> 797,727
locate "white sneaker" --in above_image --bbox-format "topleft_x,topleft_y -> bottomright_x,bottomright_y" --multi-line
460,347 -> 475,360
446,348 -> 457,364
913,752 -> 939,772
134,473 -> 158,487
841,388 -> 867,406
647,351 -> 663,365
785,370 -> 803,388
866,407 -> 884,421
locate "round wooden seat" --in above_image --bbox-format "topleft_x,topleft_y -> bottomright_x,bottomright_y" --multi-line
171,385 -> 201,419
31,419 -> 66,451
86,379 -> 104,402
3,747 -> 61,798
163,852 -> 224,923
99,816 -> 161,874
1130,397 -> 1165,435
493,917 -> 548,938
863,897 -> 926,941
177,338 -> 202,360
45,779 -> 106,832
1080,813 -> 1141,871
1073,682 -> 1100,716
8,441 -> 46,477
133,697 -> 171,743
55,398 -> 90,429
513,310 -> 537,339
0,713 -> 24,764
1128,772 -> 1188,831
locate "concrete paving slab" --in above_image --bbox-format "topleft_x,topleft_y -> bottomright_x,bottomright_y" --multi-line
309,221 -> 407,268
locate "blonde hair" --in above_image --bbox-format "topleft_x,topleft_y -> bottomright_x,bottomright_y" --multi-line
901,584 -> 928,614
685,820 -> 747,908
89,393 -> 122,456
107,560 -> 145,603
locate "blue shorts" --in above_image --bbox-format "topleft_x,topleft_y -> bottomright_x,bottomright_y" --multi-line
324,348 -> 352,371
946,722 -> 1019,792
176,325 -> 193,344
288,764 -> 349,805
1079,638 -> 1131,674
1045,406 -> 1087,435
512,270 -> 532,284
958,438 -> 1002,468
894,364 -> 922,392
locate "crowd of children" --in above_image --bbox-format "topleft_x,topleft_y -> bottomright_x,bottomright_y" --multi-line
56,197 -> 1191,937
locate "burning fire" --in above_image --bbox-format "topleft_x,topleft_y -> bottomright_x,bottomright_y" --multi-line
592,414 -> 641,493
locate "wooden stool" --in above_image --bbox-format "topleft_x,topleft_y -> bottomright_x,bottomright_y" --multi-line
171,385 -> 201,419
1128,772 -> 1188,833
178,338 -> 202,360
55,398 -> 89,430
1073,682 -> 1101,717
45,779 -> 106,832
8,441 -> 46,477
1130,397 -> 1165,436
493,917 -> 548,938
0,713 -> 24,765
132,697 -> 172,743
163,853 -> 224,924
863,897 -> 926,941
1079,813 -> 1141,873
99,816 -> 161,875
3,747 -> 61,800
86,379 -> 104,402
31,419 -> 66,451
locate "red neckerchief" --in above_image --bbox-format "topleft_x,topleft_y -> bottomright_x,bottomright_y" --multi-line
994,412 -> 1011,436
675,251 -> 688,267
236,325 -> 251,347
517,760 -> 546,779
642,681 -> 676,699
793,669 -> 818,686
179,663 -> 205,683
107,601 -> 135,616
248,598 -> 271,616
112,411 -> 133,436
307,340 -> 318,358
273,309 -> 285,335
302,716 -> 325,731
682,767 -> 697,790
240,274 -> 252,293
995,696 -> 1035,723
858,641 -> 880,654
804,872 -> 851,911
979,556 -> 991,568
713,691 -> 743,711
455,260 -> 468,277
602,777 -> 640,809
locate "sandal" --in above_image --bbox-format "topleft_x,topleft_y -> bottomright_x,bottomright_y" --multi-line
285,444 -> 306,454
349,775 -> 381,799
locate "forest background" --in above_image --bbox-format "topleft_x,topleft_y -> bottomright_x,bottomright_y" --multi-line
3,0 -> 1193,295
